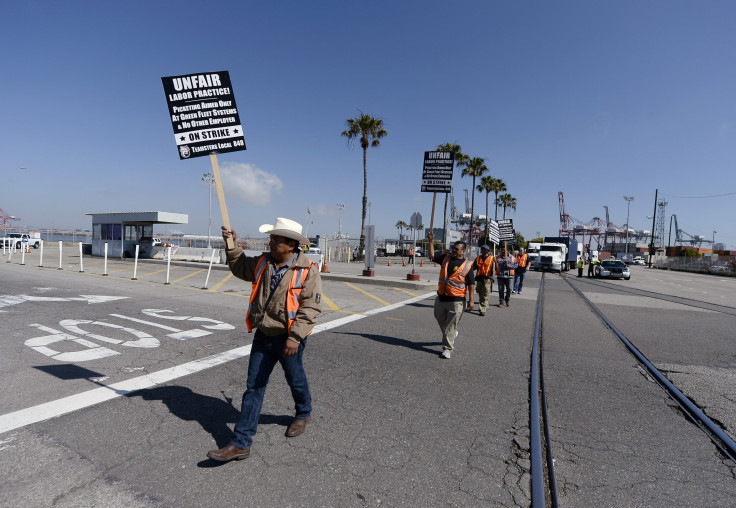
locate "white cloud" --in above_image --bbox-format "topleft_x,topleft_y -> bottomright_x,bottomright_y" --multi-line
219,162 -> 283,205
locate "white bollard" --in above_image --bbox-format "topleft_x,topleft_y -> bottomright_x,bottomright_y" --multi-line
132,244 -> 139,280
39,240 -> 44,267
202,248 -> 217,289
21,243 -> 26,265
103,243 -> 108,275
165,246 -> 172,284
58,241 -> 63,270
78,242 -> 84,272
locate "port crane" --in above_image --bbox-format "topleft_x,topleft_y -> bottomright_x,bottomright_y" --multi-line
671,214 -> 712,247
0,207 -> 20,233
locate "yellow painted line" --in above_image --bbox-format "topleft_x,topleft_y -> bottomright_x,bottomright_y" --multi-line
386,317 -> 403,321
321,293 -> 340,311
395,287 -> 419,297
208,273 -> 234,292
104,266 -> 137,275
128,267 -> 171,278
171,268 -> 206,284
343,282 -> 391,306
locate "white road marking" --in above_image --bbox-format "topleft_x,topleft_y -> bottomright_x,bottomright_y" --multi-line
140,309 -> 235,330
110,313 -> 182,332
0,294 -> 128,309
0,292 -> 436,435
25,324 -> 120,361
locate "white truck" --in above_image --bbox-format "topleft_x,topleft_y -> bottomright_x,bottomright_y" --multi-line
527,242 -> 541,270
536,241 -> 568,273
2,232 -> 41,249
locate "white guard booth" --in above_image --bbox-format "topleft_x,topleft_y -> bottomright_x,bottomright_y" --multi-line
86,211 -> 188,258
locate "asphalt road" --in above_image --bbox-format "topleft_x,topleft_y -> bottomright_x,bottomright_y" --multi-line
1,253 -> 735,507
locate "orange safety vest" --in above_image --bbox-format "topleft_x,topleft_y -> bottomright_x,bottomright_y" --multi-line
495,256 -> 515,277
438,254 -> 472,297
474,255 -> 494,277
246,255 -> 315,335
517,253 -> 528,268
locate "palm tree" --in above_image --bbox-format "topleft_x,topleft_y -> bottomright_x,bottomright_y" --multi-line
395,219 -> 408,259
500,193 -> 517,219
490,178 -> 507,220
342,112 -> 388,257
457,156 -> 488,247
477,175 -> 494,239
436,142 -> 468,248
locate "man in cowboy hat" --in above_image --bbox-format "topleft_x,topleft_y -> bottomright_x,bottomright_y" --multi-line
207,218 -> 322,462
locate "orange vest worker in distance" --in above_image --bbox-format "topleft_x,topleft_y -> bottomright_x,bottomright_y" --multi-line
513,247 -> 528,294
474,253 -> 494,277
473,244 -> 495,316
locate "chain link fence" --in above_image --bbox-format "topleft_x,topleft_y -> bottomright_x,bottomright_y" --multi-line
661,256 -> 735,275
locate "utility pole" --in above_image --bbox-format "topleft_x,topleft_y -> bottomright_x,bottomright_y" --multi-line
624,195 -> 634,254
337,203 -> 344,239
648,189 -> 658,268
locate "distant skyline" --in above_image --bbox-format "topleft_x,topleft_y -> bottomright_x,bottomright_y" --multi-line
2,1 -> 734,248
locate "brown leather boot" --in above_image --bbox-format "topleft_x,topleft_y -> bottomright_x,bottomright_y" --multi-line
285,417 -> 310,437
206,444 -> 250,462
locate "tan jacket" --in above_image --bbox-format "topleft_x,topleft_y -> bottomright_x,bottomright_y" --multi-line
226,246 -> 322,341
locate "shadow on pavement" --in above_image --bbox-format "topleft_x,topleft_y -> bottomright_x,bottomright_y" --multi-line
341,332 -> 440,355
127,386 -> 293,467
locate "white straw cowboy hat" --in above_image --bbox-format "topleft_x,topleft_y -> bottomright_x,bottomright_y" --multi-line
259,217 -> 310,245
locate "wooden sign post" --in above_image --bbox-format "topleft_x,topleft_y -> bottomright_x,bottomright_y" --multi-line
209,154 -> 234,250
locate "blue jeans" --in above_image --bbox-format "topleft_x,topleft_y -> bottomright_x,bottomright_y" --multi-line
497,277 -> 512,303
513,270 -> 526,293
230,329 -> 311,449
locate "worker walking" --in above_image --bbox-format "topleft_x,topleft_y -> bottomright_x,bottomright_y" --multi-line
577,257 -> 584,277
473,244 -> 495,316
512,247 -> 529,295
495,246 -> 518,307
427,231 -> 475,359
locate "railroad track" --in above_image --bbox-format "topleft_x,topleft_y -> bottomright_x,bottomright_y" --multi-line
570,275 -> 736,317
529,272 -> 736,507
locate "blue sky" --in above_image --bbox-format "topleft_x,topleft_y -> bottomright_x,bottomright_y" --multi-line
2,1 -> 734,249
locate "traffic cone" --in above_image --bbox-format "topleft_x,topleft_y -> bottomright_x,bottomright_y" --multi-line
402,260 -> 406,266
388,259 -> 391,266
321,261 -> 329,273
420,259 -> 423,267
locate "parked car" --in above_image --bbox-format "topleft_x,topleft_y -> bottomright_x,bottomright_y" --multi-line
2,233 -> 40,249
305,243 -> 321,254
594,259 -> 631,280
632,256 -> 645,266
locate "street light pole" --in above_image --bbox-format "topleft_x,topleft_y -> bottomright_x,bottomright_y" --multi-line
624,195 -> 634,254
337,203 -> 344,239
202,172 -> 214,248
713,230 -> 717,249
